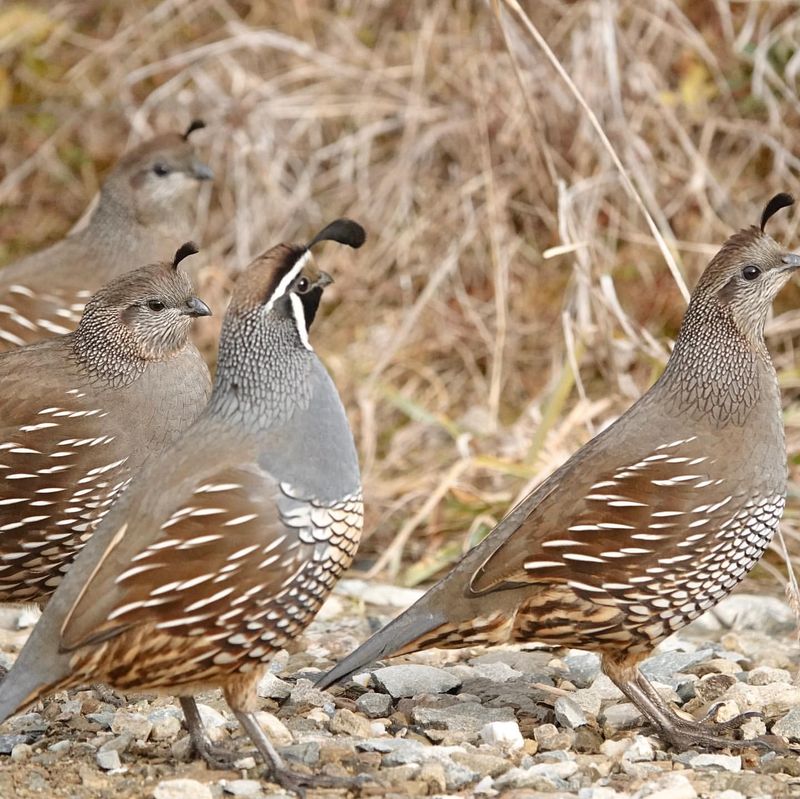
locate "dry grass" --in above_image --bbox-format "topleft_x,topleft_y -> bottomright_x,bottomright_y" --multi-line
2,0 -> 800,592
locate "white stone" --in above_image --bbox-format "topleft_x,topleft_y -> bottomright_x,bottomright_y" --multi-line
641,772 -> 697,799
622,735 -> 655,762
479,720 -> 524,751
253,711 -> 292,747
195,704 -> 229,743
220,779 -> 263,796
96,749 -> 121,771
688,753 -> 741,772
154,779 -> 214,799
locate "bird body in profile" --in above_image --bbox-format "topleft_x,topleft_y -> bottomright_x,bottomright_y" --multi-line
0,122 -> 213,350
0,244 -> 212,604
318,195 -> 799,752
0,219 -> 366,794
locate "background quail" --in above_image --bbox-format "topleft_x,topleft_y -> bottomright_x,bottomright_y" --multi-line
318,195 -> 799,753
0,121 -> 212,351
0,219 -> 366,794
0,242 -> 212,605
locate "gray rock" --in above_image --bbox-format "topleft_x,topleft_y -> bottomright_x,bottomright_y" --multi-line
9,743 -> 32,762
571,688 -> 602,717
356,691 -> 393,718
86,712 -> 114,729
601,702 -> 643,733
195,704 -> 230,743
279,741 -> 320,765
554,696 -> 588,728
564,651 -> 601,687
372,664 -> 461,698
0,734 -> 36,754
688,753 -> 741,772
48,740 -> 71,756
494,760 -> 578,790
470,661 -> 522,682
287,679 -> 333,711
639,772 -> 697,799
748,666 -> 792,686
257,672 -> 292,700
640,648 -> 714,686
533,723 -> 574,751
412,701 -> 515,743
772,707 -> 800,741
153,779 -> 214,799
329,708 -> 373,738
98,733 -> 132,754
148,707 -> 183,741
96,748 -> 122,771
221,779 -> 264,796
110,710 -> 152,741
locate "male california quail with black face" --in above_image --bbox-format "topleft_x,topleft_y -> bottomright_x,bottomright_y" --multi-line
0,220 -> 366,794
318,195 -> 799,753
0,243 -> 212,605
0,121 -> 213,350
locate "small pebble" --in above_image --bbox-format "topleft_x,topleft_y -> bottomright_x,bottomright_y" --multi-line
220,779 -> 264,796
10,743 -> 32,762
372,664 -> 462,698
356,691 -> 392,718
688,752 -> 742,772
480,720 -> 524,751
153,779 -> 213,799
96,749 -> 121,771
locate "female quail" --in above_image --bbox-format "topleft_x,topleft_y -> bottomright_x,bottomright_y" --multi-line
318,195 -> 799,753
0,121 -> 213,350
0,243 -> 212,604
0,220 -> 366,794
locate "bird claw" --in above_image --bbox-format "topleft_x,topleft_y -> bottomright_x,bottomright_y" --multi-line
187,735 -> 245,771
658,716 -> 786,754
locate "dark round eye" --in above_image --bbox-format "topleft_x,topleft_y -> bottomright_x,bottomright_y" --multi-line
147,300 -> 165,312
152,163 -> 170,177
742,265 -> 761,280
295,277 -> 310,293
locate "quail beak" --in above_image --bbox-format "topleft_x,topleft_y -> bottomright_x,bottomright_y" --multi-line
183,297 -> 212,317
317,271 -> 334,289
190,160 -> 214,181
782,253 -> 800,271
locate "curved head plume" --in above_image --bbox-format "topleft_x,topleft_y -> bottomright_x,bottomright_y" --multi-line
761,193 -> 794,233
224,218 -> 367,350
183,119 -> 206,141
173,242 -> 199,270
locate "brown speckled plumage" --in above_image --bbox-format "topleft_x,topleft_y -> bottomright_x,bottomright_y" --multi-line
0,252 -> 212,604
0,124 -> 212,351
0,220 -> 366,795
319,197 -> 798,754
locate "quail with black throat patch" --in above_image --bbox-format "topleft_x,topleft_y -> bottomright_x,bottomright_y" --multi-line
0,220 -> 366,795
318,195 -> 799,753
0,242 -> 211,605
0,121 -> 213,351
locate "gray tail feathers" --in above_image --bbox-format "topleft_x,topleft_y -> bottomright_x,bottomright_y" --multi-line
315,601 -> 446,690
0,610 -> 73,725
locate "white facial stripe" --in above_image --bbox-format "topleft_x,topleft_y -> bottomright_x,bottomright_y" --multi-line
264,250 -> 312,315
289,292 -> 313,351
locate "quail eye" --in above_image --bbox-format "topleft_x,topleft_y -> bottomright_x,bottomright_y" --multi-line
152,163 -> 171,177
147,300 -> 166,312
295,277 -> 310,293
742,265 -> 761,280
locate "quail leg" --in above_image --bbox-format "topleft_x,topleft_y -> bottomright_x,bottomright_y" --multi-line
606,663 -> 785,753
180,696 -> 244,770
234,709 -> 374,797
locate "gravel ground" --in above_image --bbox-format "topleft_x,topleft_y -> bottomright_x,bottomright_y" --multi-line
0,583 -> 799,799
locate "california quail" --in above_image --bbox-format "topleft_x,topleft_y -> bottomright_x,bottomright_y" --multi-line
0,121 -> 213,351
0,219 -> 366,794
318,195 -> 799,753
0,242 -> 212,605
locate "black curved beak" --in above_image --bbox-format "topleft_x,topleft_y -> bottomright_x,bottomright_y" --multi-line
318,271 -> 334,288
191,160 -> 214,181
183,297 -> 212,317
782,253 -> 800,270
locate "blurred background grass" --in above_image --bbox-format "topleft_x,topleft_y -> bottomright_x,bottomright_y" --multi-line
1,0 -> 800,592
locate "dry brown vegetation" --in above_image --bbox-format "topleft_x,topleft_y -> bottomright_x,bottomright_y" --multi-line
2,0 -> 800,593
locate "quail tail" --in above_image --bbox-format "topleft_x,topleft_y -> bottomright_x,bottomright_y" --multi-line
316,592 -> 451,689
